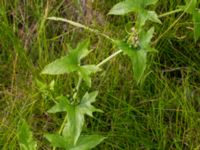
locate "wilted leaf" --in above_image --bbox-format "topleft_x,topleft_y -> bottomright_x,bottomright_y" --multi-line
70,135 -> 106,150
17,119 -> 37,150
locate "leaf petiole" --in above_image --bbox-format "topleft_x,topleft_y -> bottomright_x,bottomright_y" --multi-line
97,50 -> 122,67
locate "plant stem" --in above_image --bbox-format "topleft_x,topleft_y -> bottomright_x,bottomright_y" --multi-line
49,18 -> 122,150
158,9 -> 182,18
73,77 -> 83,100
52,77 -> 83,150
97,50 -> 122,67
47,17 -> 114,42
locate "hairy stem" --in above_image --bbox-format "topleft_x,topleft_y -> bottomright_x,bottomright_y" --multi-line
47,17 -> 114,42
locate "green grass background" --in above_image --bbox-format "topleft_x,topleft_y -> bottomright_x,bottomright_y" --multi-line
1,0 -> 200,149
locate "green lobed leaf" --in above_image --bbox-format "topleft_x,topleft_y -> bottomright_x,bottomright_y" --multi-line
137,10 -> 161,28
78,65 -> 100,87
115,26 -> 155,84
193,9 -> 200,42
115,40 -> 147,84
109,0 -> 160,28
41,54 -> 79,75
17,119 -> 37,150
47,96 -> 70,113
78,91 -> 103,117
46,91 -> 102,148
147,11 -> 162,24
108,0 -> 158,15
44,134 -> 67,148
70,135 -> 106,150
62,91 -> 102,146
41,39 -> 90,75
108,1 -> 136,15
143,0 -> 158,6
130,49 -> 147,84
62,104 -> 84,146
41,39 -> 98,87
139,27 -> 155,48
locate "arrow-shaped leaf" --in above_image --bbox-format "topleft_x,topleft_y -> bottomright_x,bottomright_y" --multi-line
78,65 -> 100,87
41,39 -> 99,87
108,0 -> 160,26
61,91 -> 102,146
139,27 -> 155,48
115,27 -> 155,84
41,39 -> 90,75
70,135 -> 106,150
47,96 -> 70,113
78,91 -> 103,117
44,133 -> 67,148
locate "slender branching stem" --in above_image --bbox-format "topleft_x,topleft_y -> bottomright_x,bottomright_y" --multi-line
49,15 -> 123,150
158,9 -> 182,18
47,17 -> 114,42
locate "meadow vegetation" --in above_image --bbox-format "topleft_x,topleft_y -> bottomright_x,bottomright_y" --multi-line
1,0 -> 200,149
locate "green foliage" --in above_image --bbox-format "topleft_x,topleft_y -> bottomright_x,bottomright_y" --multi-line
1,0 -> 200,150
17,120 -> 37,150
108,0 -> 159,83
41,39 -> 100,87
115,27 -> 155,84
45,91 -> 104,149
70,135 -> 106,150
45,134 -> 105,150
108,0 -> 161,27
179,0 -> 200,41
